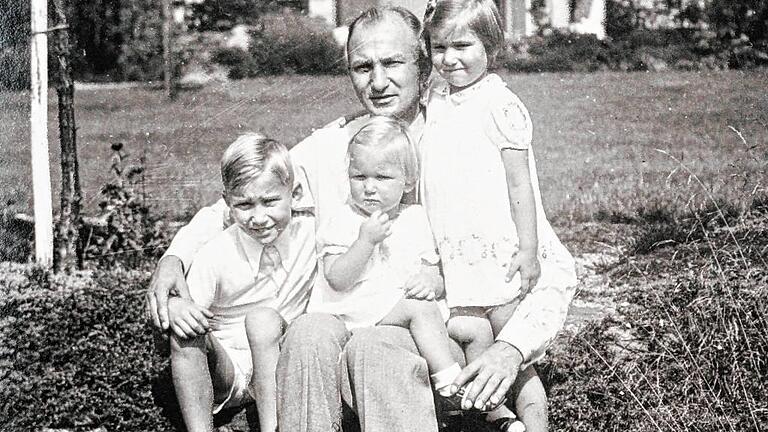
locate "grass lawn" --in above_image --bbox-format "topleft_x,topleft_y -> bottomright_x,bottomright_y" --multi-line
1,70 -> 767,226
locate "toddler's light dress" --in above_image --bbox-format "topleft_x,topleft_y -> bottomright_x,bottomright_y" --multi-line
420,73 -> 577,308
317,204 -> 443,329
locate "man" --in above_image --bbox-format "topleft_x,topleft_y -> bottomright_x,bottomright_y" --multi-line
147,6 -> 574,432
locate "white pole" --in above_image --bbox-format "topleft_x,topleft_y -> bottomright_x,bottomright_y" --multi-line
30,0 -> 54,266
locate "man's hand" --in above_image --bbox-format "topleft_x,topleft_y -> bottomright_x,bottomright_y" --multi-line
146,256 -> 190,331
403,265 -> 443,300
450,341 -> 524,411
359,210 -> 392,245
168,297 -> 214,339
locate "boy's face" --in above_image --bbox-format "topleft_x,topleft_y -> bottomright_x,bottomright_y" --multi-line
225,170 -> 293,245
348,144 -> 408,217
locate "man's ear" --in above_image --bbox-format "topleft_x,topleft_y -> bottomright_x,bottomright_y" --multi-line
292,182 -> 304,204
222,190 -> 230,206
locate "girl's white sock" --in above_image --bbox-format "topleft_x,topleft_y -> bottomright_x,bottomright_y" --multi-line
431,362 -> 461,396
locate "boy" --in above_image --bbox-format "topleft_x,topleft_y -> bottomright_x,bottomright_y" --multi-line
167,133 -> 317,432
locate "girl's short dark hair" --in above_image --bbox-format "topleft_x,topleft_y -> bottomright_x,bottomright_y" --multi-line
424,0 -> 504,67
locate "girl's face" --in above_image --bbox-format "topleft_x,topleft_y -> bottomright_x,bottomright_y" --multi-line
348,144 -> 408,217
430,26 -> 489,92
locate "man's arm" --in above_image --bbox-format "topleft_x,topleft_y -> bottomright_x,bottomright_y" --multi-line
145,199 -> 229,331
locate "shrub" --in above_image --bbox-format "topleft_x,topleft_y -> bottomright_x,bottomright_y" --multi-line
247,12 -> 346,75
83,142 -> 171,269
0,266 -> 174,431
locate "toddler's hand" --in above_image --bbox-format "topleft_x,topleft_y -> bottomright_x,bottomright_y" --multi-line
359,210 -> 392,245
403,271 -> 437,300
505,249 -> 541,296
168,297 -> 213,339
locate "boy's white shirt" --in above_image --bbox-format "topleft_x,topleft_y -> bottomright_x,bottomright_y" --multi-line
162,115 -> 574,366
185,218 -> 317,329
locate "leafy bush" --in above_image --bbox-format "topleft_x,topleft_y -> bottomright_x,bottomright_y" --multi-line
83,142 -> 171,269
0,266 -> 174,431
212,12 -> 346,77
187,0 -> 302,31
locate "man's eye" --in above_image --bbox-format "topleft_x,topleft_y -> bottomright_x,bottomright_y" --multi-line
353,65 -> 371,73
383,60 -> 403,69
432,45 -> 446,51
235,203 -> 252,209
351,175 -> 366,181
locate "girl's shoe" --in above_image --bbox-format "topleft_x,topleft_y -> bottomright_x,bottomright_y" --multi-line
488,417 -> 526,432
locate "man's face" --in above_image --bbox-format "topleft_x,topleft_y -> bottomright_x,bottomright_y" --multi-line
224,170 -> 293,245
347,18 -> 422,121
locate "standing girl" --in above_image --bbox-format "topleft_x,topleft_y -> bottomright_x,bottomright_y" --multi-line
421,0 -> 578,430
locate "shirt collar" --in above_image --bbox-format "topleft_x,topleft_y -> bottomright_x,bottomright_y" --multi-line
235,224 -> 292,269
433,73 -> 503,104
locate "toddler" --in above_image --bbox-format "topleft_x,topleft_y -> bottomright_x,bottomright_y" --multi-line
167,133 -> 316,432
421,0 -> 578,430
319,116 -> 463,402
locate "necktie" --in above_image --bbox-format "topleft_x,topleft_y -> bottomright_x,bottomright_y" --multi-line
257,245 -> 284,285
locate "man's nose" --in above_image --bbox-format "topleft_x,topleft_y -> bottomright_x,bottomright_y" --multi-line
370,64 -> 388,91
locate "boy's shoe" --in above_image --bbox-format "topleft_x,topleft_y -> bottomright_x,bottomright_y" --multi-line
488,417 -> 526,432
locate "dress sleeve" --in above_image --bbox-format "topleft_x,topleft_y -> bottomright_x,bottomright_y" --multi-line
485,94 -> 533,151
317,208 -> 358,257
162,199 -> 230,273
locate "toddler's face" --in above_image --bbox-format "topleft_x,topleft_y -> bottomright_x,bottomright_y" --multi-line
430,26 -> 488,92
348,144 -> 408,217
225,170 -> 293,245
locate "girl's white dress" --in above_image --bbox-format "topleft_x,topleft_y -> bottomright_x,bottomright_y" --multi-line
317,204 -> 443,329
420,73 -> 577,308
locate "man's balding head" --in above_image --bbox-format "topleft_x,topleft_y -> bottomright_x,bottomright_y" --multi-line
345,6 -> 432,121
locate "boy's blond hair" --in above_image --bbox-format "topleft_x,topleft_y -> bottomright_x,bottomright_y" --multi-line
221,133 -> 293,193
348,116 -> 419,190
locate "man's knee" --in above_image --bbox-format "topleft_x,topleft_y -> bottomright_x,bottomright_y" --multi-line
281,313 -> 348,357
245,307 -> 284,346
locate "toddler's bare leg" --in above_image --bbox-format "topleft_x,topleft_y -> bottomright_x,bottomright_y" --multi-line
170,333 -> 236,432
378,298 -> 455,372
244,307 -> 286,432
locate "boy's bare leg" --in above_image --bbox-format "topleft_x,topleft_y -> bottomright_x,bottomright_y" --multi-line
378,298 -> 456,373
244,307 -> 286,432
170,333 -> 237,432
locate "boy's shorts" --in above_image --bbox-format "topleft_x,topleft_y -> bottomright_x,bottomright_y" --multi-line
212,338 -> 253,413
